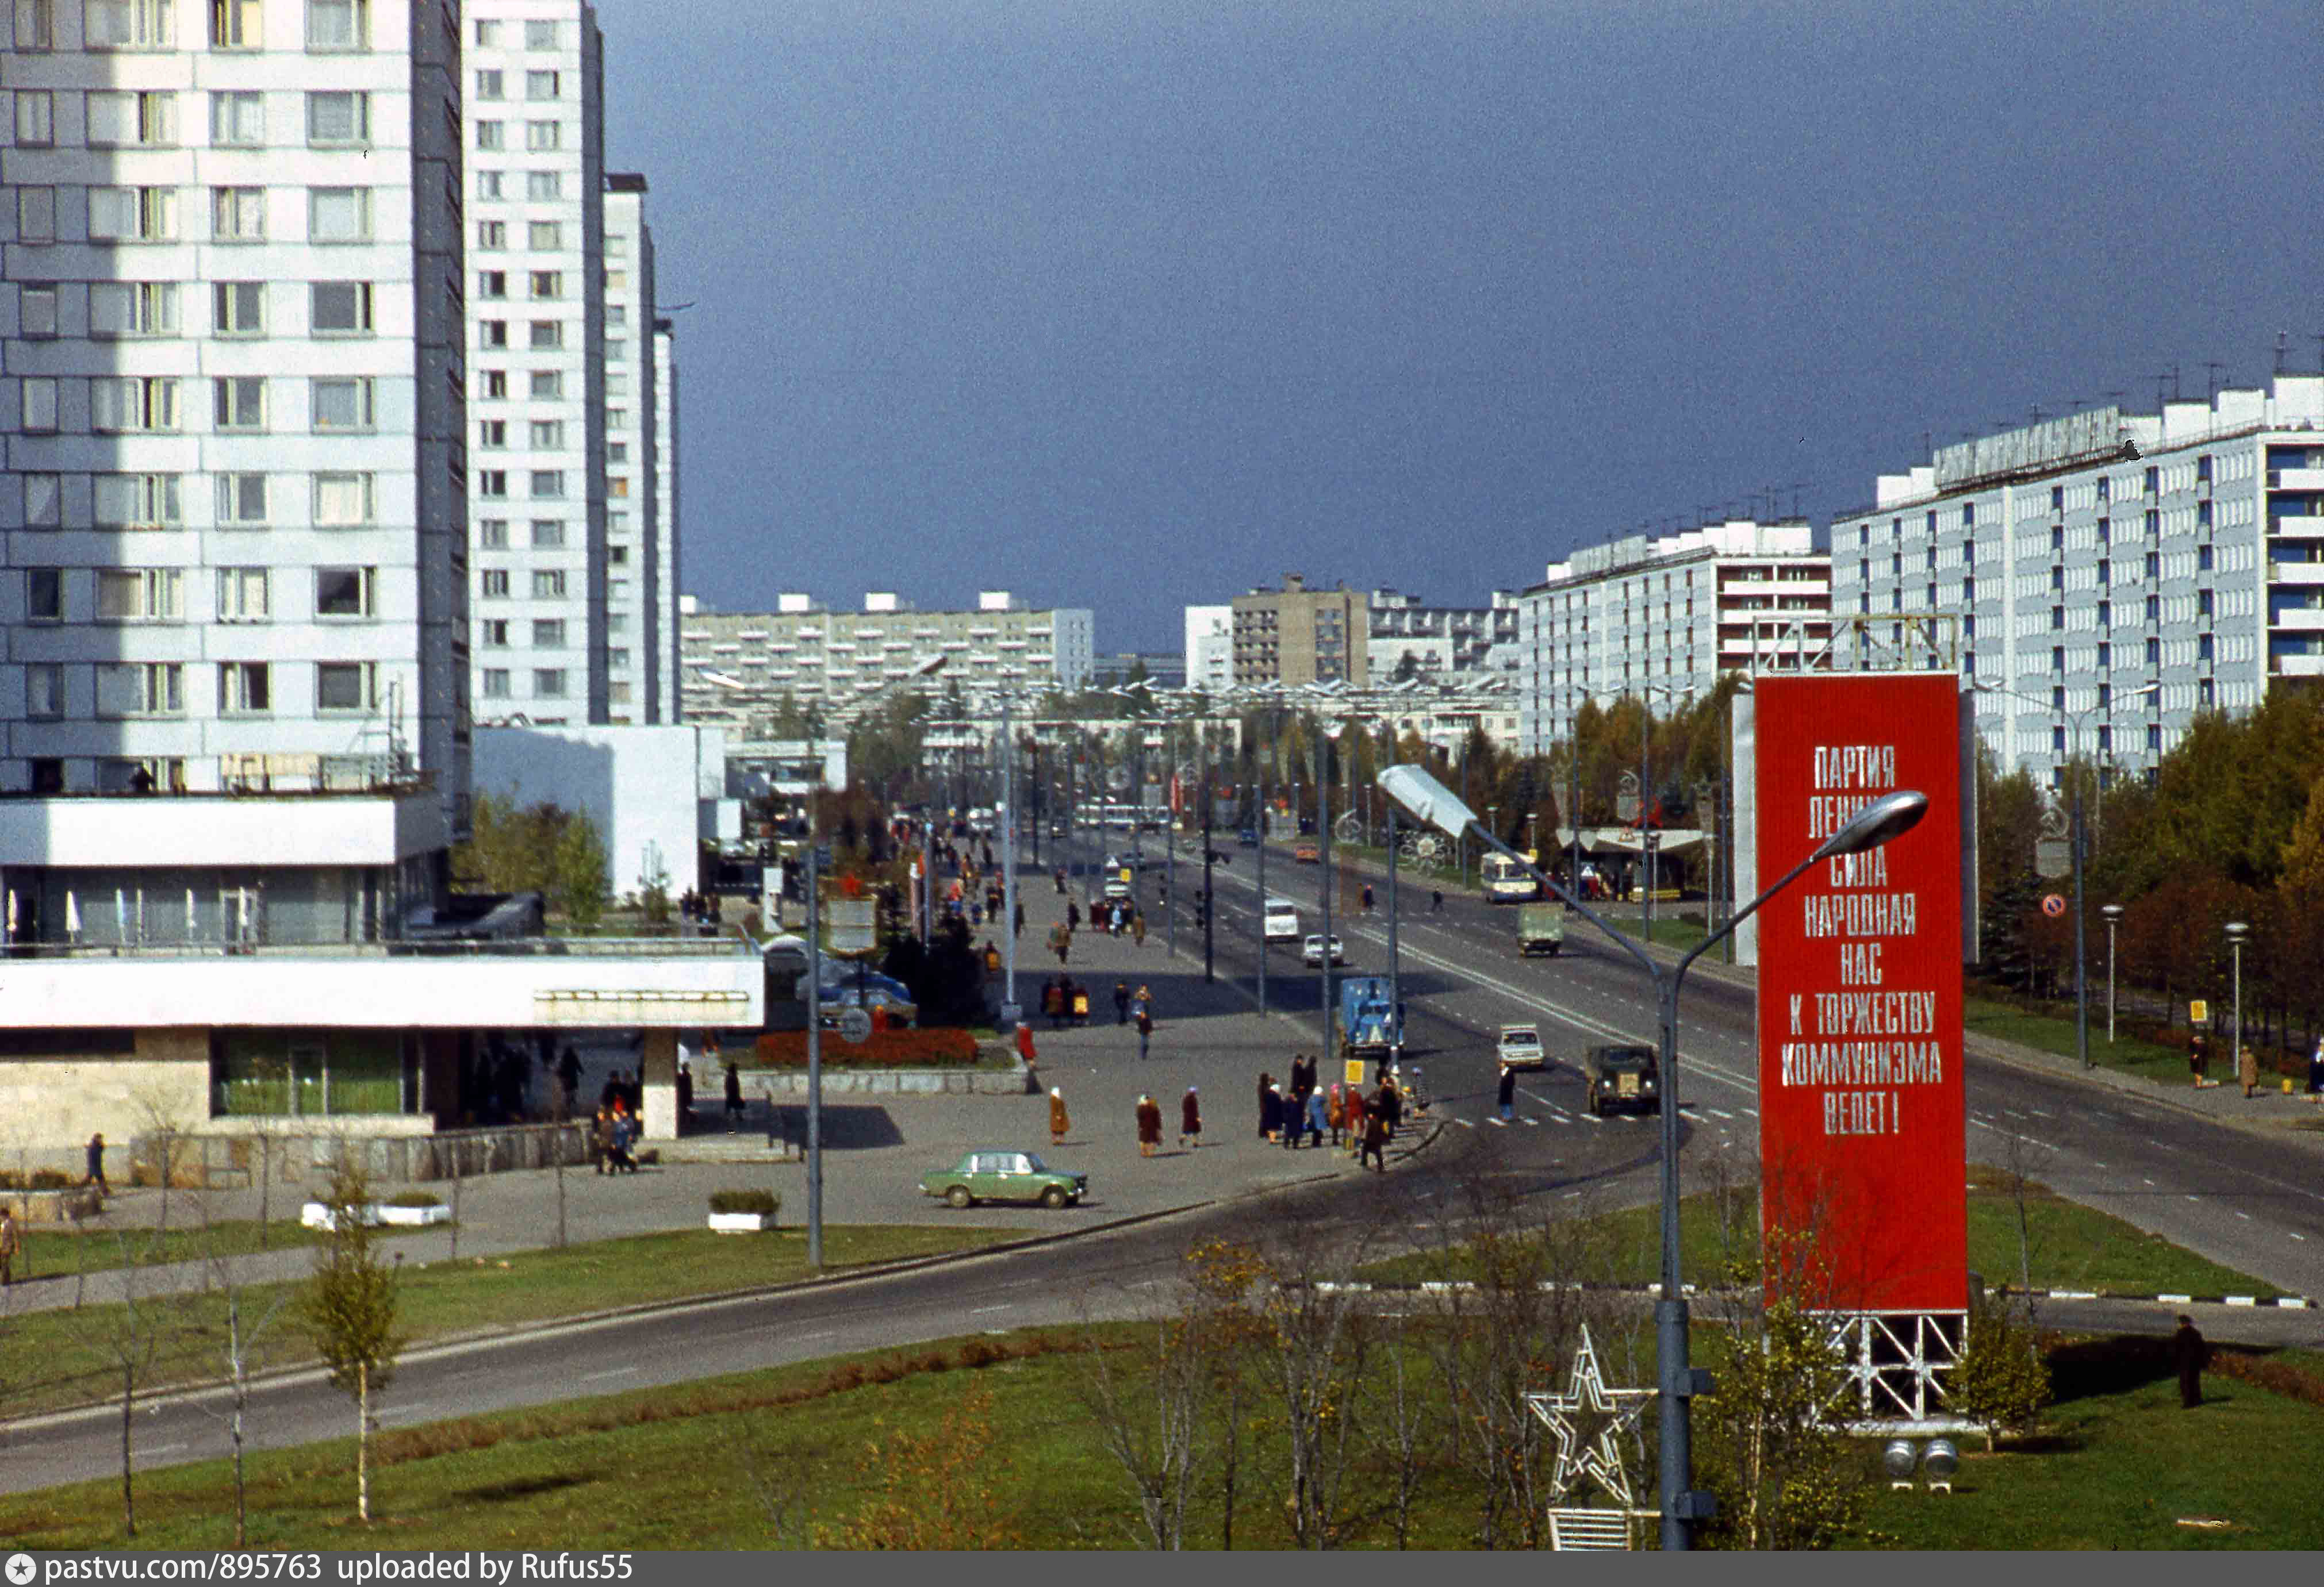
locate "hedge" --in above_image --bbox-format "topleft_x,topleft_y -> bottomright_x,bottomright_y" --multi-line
751,1027 -> 983,1069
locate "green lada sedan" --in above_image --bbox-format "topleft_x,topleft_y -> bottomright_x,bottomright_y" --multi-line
919,1150 -> 1088,1209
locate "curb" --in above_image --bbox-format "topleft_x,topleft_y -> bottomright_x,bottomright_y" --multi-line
1295,1279 -> 2314,1309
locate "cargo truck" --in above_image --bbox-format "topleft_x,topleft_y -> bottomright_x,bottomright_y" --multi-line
1517,902 -> 1567,956
1337,975 -> 1402,1065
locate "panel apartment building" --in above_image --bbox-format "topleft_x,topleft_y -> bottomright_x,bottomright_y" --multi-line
1230,574 -> 1366,687
1,0 -> 469,927
678,592 -> 1095,732
1832,374 -> 2324,786
1514,521 -> 1831,755
651,314 -> 677,721
463,0 -> 606,726
601,170 -> 657,721
1366,587 -> 1519,679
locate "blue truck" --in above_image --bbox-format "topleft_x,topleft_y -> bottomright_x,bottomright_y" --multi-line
1337,975 -> 1402,1064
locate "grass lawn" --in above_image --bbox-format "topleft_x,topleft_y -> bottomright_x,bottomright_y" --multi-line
0,1225 -> 1027,1421
7,1217 -> 325,1285
1359,1167 -> 2284,1300
1965,993 -> 2189,1085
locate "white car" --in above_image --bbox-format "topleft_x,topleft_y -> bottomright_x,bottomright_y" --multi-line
1263,898 -> 1301,942
1302,933 -> 1346,968
1497,1024 -> 1546,1072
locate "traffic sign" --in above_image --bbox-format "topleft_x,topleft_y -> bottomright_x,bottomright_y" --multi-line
2034,839 -> 2072,879
837,1008 -> 873,1045
2189,999 -> 2208,1025
2039,893 -> 2066,918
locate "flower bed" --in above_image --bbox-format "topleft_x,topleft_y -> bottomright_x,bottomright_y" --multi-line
751,1028 -> 982,1069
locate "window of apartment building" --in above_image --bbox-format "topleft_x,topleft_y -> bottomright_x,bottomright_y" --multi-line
478,270 -> 508,298
93,376 -> 181,432
209,186 -> 263,241
217,661 -> 269,714
480,570 -> 510,598
526,70 -> 561,99
315,567 -> 374,618
93,186 -> 178,241
531,618 -> 565,647
527,220 -> 561,250
605,303 -> 628,328
477,220 -> 507,249
27,568 -> 63,622
473,17 -> 499,45
310,280 -> 373,335
208,89 -> 263,144
97,567 -> 183,624
477,419 -> 507,447
306,0 -> 366,51
93,474 -> 181,529
533,668 -> 567,698
476,469 -> 508,499
605,545 -> 628,567
217,567 -> 268,621
480,318 -> 509,348
212,280 -> 264,336
480,668 -> 511,698
605,613 -> 627,636
531,570 -> 566,599
475,119 -> 503,150
309,376 -> 374,432
19,286 -> 57,338
528,271 -> 562,299
317,662 -> 375,712
609,477 -> 630,499
474,69 -> 504,100
529,471 -> 564,499
17,187 -> 56,244
477,170 -> 505,199
215,472 -> 267,526
87,0 -> 174,49
524,18 -> 557,47
14,90 -> 54,146
529,370 -> 562,399
20,378 -> 58,432
26,664 -> 64,720
308,187 -> 371,242
16,0 -> 53,49
86,90 -> 177,148
90,281 -> 178,336
2198,544 -> 2215,571
306,90 -> 369,146
478,618 -> 509,646
607,441 -> 627,463
528,320 -> 562,349
524,121 -> 561,153
528,420 -> 564,448
312,471 -> 373,525
97,663 -> 183,718
524,169 -> 561,199
213,375 -> 265,432
530,518 -> 565,548
477,519 -> 509,548
481,370 -> 508,399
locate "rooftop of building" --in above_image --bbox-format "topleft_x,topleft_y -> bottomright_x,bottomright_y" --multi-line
1523,518 -> 1819,595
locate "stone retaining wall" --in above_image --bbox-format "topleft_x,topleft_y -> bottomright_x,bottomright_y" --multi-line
747,1056 -> 1037,1097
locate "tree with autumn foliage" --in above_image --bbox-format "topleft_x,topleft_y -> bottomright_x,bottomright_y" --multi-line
811,1382 -> 1024,1550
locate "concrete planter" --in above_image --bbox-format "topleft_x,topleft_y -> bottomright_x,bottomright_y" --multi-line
707,1212 -> 772,1234
300,1201 -> 448,1231
3,1187 -> 104,1225
750,1055 -> 1037,1097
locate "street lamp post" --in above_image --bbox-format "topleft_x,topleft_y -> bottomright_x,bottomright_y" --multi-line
1255,771 -> 1269,1012
2225,920 -> 2249,1072
2101,903 -> 2124,1044
1379,763 -> 1928,1551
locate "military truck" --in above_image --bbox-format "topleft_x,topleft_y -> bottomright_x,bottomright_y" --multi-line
1517,901 -> 1567,956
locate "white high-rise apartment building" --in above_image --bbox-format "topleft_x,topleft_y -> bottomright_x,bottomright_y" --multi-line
0,0 -> 468,939
1182,604 -> 1230,693
601,171 -> 656,721
1832,374 -> 2324,787
463,0 -> 604,725
1514,521 -> 1831,754
652,314 -> 678,721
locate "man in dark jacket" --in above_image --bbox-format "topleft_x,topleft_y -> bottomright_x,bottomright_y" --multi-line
2173,1315 -> 2209,1408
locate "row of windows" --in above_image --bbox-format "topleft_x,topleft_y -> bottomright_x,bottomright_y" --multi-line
478,569 -> 572,600
24,659 -> 385,720
474,470 -> 568,502
18,374 -> 379,434
14,183 -> 377,244
470,70 -> 564,103
474,218 -> 569,251
13,470 -> 374,529
12,87 -> 377,149
13,1 -> 373,54
472,119 -> 567,153
476,668 -> 570,700
476,318 -> 569,351
16,278 -> 374,337
475,618 -> 585,649
23,564 -> 375,622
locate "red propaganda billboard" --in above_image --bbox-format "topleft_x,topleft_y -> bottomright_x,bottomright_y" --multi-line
1739,674 -> 1969,1315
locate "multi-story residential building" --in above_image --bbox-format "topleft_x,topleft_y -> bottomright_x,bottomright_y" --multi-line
1088,652 -> 1186,690
1514,521 -> 1831,754
652,314 -> 678,721
601,171 -> 656,721
1832,374 -> 2324,786
463,0 -> 605,726
1183,604 -> 1231,693
1366,587 -> 1520,680
1,0 -> 469,902
677,592 -> 1095,731
1230,574 -> 1367,688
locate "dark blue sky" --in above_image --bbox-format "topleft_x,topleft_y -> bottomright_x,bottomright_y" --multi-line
598,0 -> 2322,654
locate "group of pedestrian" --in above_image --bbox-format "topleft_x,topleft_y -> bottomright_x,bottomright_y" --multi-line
1041,974 -> 1087,1027
592,1099 -> 640,1174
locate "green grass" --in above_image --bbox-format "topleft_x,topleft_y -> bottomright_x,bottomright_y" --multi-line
0,1225 -> 1027,1420
1358,1168 -> 2285,1300
1965,993 -> 2189,1085
7,1216 -> 325,1284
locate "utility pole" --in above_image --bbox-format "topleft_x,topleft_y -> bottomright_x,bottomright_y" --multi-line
804,797 -> 823,1270
1001,695 -> 1019,1027
1201,720 -> 1215,983
1318,722 -> 1335,1061
1255,771 -> 1268,1012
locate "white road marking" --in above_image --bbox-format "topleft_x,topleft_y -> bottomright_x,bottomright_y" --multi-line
971,1303 -> 1013,1314
1707,1108 -> 1734,1120
2143,1178 -> 2156,1187
1454,1117 -> 1475,1129
1522,1117 -> 1540,1127
794,1328 -> 836,1339
1488,1117 -> 1507,1128
138,1443 -> 185,1457
2292,1233 -> 2308,1243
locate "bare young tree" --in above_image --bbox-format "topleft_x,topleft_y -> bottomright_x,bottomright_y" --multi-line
195,1191 -> 292,1547
1074,1307 -> 1209,1548
301,1156 -> 403,1523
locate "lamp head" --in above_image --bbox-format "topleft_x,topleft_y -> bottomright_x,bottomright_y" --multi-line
2224,920 -> 2249,940
2100,903 -> 2124,920
1377,764 -> 1479,839
1810,789 -> 1928,863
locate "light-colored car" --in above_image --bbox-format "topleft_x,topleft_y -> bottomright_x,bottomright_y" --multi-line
1497,1024 -> 1546,1072
1302,933 -> 1346,967
918,1150 -> 1088,1209
1263,898 -> 1301,942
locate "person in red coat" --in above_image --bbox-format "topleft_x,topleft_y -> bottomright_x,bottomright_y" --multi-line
1179,1087 -> 1202,1150
1136,1094 -> 1164,1158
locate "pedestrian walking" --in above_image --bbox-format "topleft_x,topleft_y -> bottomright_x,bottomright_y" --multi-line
0,1205 -> 20,1286
1344,1086 -> 1368,1155
84,1132 -> 106,1194
1326,1082 -> 1347,1145
1016,1020 -> 1038,1071
1136,1094 -> 1164,1158
1067,901 -> 1082,932
2173,1314 -> 2210,1408
1431,889 -> 1444,913
723,1062 -> 745,1131
1180,1086 -> 1202,1150
2308,1036 -> 2324,1103
1374,1078 -> 1402,1140
592,1107 -> 614,1174
1498,1062 -> 1518,1122
1049,1086 -> 1070,1146
1054,865 -> 1067,895
609,1109 -> 639,1174
1114,981 -> 1132,1025
1134,985 -> 1153,1024
1361,883 -> 1374,915
1304,1085 -> 1328,1148
2239,1043 -> 2260,1098
1137,1005 -> 1154,1060
1276,1084 -> 1297,1148
1362,1108 -> 1390,1173
556,1044 -> 582,1108
1014,901 -> 1026,938
2190,1031 -> 2211,1088
1259,1074 -> 1281,1141
1133,911 -> 1146,947
1054,927 -> 1072,968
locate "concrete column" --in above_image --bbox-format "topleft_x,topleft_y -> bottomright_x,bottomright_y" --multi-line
641,1028 -> 679,1140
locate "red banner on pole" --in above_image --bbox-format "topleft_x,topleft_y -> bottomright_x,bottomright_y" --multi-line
1751,674 -> 1966,1314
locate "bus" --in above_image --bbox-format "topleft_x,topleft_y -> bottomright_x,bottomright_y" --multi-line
1482,852 -> 1539,904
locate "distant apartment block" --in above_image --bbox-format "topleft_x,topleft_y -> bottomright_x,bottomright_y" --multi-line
1366,587 -> 1520,680
1183,604 -> 1232,693
601,172 -> 657,721
652,315 -> 679,721
463,0 -> 607,725
1515,521 -> 1831,754
1231,574 -> 1366,687
678,592 -> 1095,731
1833,374 -> 2324,786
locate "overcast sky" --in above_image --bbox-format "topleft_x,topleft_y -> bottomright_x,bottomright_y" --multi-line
596,0 -> 2322,654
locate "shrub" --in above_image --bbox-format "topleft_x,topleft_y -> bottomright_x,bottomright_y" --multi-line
385,1190 -> 443,1209
752,1027 -> 981,1069
1952,1305 -> 2053,1451
708,1188 -> 778,1218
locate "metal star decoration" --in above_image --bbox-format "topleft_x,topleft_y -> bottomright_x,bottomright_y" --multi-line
1527,1324 -> 1654,1508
